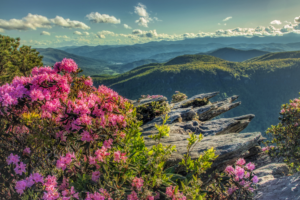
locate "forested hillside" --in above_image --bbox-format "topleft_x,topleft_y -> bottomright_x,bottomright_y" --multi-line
93,53 -> 300,136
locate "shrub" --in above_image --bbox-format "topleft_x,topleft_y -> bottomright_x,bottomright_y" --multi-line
0,59 -> 257,200
0,34 -> 43,84
171,91 -> 187,104
264,95 -> 300,172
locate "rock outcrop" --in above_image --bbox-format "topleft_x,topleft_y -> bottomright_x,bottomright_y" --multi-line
132,91 -> 293,199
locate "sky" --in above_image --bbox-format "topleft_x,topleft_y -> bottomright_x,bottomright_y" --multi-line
1,0 -> 300,47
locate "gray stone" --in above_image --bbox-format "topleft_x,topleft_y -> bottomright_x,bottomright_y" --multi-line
132,96 -> 168,107
171,92 -> 219,109
254,172 -> 300,200
253,163 -> 289,185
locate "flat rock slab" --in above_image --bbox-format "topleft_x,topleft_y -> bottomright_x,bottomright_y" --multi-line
254,163 -> 289,185
171,92 -> 219,109
142,114 -> 255,137
132,96 -> 168,107
254,172 -> 300,200
144,132 -> 263,168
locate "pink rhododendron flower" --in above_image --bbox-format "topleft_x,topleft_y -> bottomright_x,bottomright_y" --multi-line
7,153 -> 20,165
23,147 -> 31,155
84,77 -> 93,86
127,191 -> 138,200
246,162 -> 255,171
236,158 -> 246,166
224,165 -> 234,174
132,177 -> 144,191
252,175 -> 259,183
15,180 -> 27,195
103,138 -> 113,149
234,166 -> 245,179
14,162 -> 27,175
91,171 -> 100,182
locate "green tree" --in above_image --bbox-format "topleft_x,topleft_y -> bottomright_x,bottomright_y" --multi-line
0,34 -> 43,84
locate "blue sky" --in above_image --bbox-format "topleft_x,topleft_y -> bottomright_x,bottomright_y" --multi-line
1,0 -> 300,47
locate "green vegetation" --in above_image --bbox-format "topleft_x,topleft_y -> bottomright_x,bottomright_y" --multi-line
264,94 -> 300,172
0,34 -> 43,84
93,54 -> 300,87
246,50 -> 300,62
92,53 -> 300,136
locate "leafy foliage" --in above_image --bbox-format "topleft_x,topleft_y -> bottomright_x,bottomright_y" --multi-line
0,56 -> 259,199
171,91 -> 188,104
0,34 -> 43,84
264,94 -> 300,172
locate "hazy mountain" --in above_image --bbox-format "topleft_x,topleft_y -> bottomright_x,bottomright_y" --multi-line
109,59 -> 159,73
246,51 -> 300,62
202,48 -> 269,62
35,48 -> 116,76
58,36 -> 300,65
147,51 -> 198,62
92,52 -> 300,137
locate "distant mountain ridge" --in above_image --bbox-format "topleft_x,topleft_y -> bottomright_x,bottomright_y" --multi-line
35,48 -> 116,76
246,51 -> 300,62
92,51 -> 300,137
204,48 -> 269,62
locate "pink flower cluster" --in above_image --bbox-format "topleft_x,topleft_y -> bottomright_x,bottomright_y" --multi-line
43,175 -> 79,200
56,152 -> 76,170
262,145 -> 275,152
85,188 -> 112,200
7,153 -> 27,175
0,58 -> 128,144
15,172 -> 44,195
224,158 -> 258,196
1,59 -> 133,199
132,177 -> 144,191
113,150 -> 127,163
54,58 -> 78,73
166,186 -> 187,200
23,147 -> 31,155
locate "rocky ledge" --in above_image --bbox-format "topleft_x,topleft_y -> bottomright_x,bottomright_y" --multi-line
132,92 -> 292,199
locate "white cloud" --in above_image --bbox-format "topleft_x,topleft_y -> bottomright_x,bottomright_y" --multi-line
132,29 -> 143,35
134,3 -> 153,27
0,14 -> 90,31
134,3 -> 148,17
74,31 -> 82,35
0,28 -> 4,32
40,31 -> 50,35
295,16 -> 300,23
135,17 -> 150,27
281,24 -> 294,32
50,16 -> 90,30
223,17 -> 232,22
224,23 -> 227,26
96,33 -> 105,39
86,12 -> 121,24
74,31 -> 89,36
97,30 -> 117,36
0,13 -> 51,30
123,24 -> 132,29
218,23 -> 221,25
55,35 -> 69,39
270,20 -> 282,25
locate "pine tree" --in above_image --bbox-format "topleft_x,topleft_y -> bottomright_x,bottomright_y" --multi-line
0,34 -> 43,84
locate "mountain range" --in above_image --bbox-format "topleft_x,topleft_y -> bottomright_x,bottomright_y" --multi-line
92,51 -> 300,137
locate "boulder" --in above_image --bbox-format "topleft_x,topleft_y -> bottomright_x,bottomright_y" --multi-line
254,172 -> 300,200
